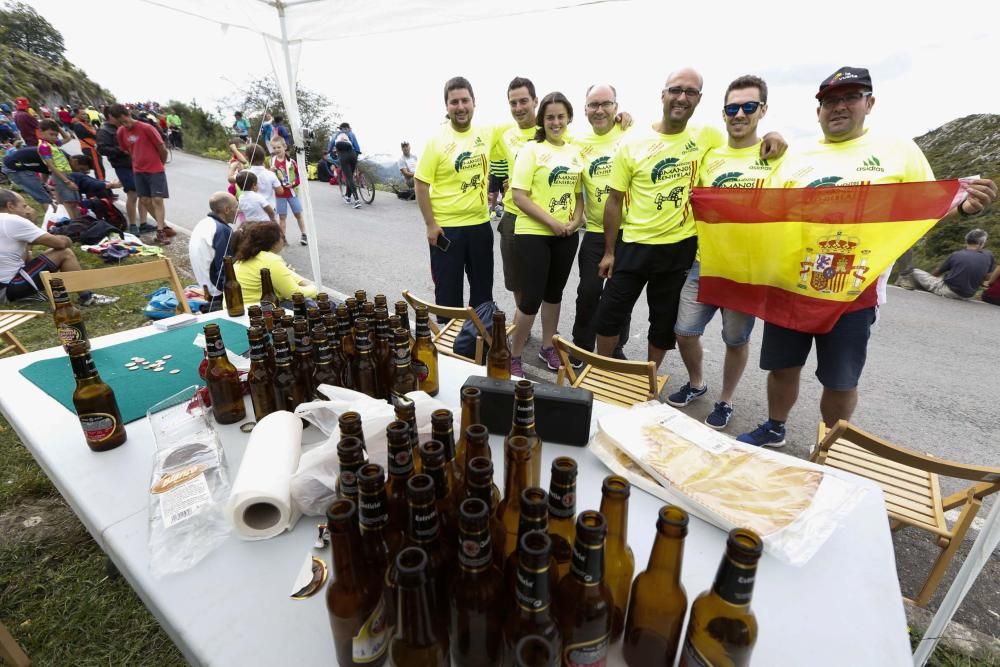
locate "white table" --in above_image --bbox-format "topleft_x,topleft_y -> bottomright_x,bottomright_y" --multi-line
0,314 -> 912,666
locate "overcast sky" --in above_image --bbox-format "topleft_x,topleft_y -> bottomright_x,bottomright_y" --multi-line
30,0 -> 1000,158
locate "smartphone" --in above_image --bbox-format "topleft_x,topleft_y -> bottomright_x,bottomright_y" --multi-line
436,233 -> 451,253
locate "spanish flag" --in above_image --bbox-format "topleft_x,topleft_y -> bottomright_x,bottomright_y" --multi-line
692,181 -> 961,334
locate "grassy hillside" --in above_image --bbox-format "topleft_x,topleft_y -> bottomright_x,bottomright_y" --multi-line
0,43 -> 113,107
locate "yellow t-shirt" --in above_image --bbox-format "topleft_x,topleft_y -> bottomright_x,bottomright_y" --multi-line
414,123 -> 494,227
234,250 -> 318,303
510,140 -> 584,236
610,124 -> 725,244
769,129 -> 934,187
575,124 -> 628,233
492,124 -> 538,217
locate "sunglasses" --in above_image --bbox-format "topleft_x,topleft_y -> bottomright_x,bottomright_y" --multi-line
723,101 -> 762,117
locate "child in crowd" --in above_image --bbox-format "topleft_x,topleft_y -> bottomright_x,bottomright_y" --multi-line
37,119 -> 80,218
269,137 -> 307,245
234,170 -> 277,225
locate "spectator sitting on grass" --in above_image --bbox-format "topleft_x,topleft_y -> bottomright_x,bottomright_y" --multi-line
67,154 -> 121,199
909,229 -> 996,300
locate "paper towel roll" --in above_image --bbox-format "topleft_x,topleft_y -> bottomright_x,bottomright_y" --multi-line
227,411 -> 303,540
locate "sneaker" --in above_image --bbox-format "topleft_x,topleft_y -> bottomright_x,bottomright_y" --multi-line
666,381 -> 708,407
705,401 -> 734,430
20,291 -> 49,303
154,230 -> 172,245
343,195 -> 352,204
895,274 -> 915,290
162,226 -> 177,237
612,348 -> 628,360
138,223 -> 157,233
569,355 -> 584,370
80,293 -> 120,306
538,346 -> 562,371
353,200 -> 362,209
736,420 -> 786,448
300,234 -> 308,246
510,356 -> 524,378
128,224 -> 140,235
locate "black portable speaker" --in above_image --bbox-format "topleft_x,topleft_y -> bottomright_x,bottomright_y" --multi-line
460,375 -> 593,446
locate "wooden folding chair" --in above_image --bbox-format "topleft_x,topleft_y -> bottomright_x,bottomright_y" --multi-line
40,258 -> 191,314
551,335 -> 668,407
401,291 -> 514,365
0,310 -> 44,357
813,420 -> 1000,607
0,619 -> 30,667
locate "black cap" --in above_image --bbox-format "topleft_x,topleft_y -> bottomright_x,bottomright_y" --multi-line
816,66 -> 873,99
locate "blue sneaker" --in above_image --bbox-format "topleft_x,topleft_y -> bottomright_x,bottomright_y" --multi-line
737,420 -> 786,448
666,382 -> 708,407
705,401 -> 734,430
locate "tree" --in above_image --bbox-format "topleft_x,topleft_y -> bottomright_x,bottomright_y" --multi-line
0,2 -> 65,64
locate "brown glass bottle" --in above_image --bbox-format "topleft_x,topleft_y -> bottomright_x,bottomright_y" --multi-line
337,305 -> 357,364
498,435 -> 535,559
455,386 -> 482,484
547,457 -> 578,582
352,318 -> 379,398
430,409 -> 461,491
502,531 -> 562,666
401,474 -> 451,650
291,292 -> 307,320
336,436 -> 366,502
203,323 -> 246,424
258,267 -> 278,312
316,291 -> 332,313
326,498 -> 389,667
449,497 -> 504,666
513,635 -> 557,667
270,328 -> 297,412
330,333 -> 353,390
292,318 -> 316,400
389,328 -> 418,397
246,326 -> 276,421
465,456 -> 506,568
488,310 -> 512,380
554,511 -> 614,667
248,304 -> 263,320
311,325 -> 341,390
374,293 -> 388,310
600,475 -> 635,642
623,505 -> 689,667
67,340 -> 126,451
262,308 -> 275,333
395,300 -> 415,348
373,307 -> 393,399
362,301 -> 376,323
358,463 -> 401,574
306,305 -> 322,332
412,305 -> 439,396
338,412 -> 367,453
504,488 -> 558,617
322,310 -> 337,330
385,420 -> 415,541
222,256 -> 245,317
394,401 -> 421,474
458,425 -> 499,506
355,289 -> 368,305
390,547 -> 449,667
51,278 -> 87,350
280,314 -> 295,350
505,380 -> 542,488
346,297 -> 360,327
680,529 -> 762,667
419,440 -> 458,548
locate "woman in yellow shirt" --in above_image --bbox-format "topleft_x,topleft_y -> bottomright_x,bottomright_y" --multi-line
508,92 -> 585,376
233,222 -> 318,305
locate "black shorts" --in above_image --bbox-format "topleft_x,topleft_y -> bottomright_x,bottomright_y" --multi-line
594,237 -> 697,350
488,174 -> 505,195
2,254 -> 57,302
135,171 -> 169,198
514,232 -> 580,316
114,166 -> 136,193
759,307 -> 877,390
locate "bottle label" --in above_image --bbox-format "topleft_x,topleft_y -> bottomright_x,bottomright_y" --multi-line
79,412 -> 117,444
358,491 -> 388,529
206,337 -> 227,358
714,559 -> 756,605
274,347 -> 292,365
315,342 -> 333,363
514,400 -> 535,426
458,529 -> 492,570
393,347 -> 412,365
563,633 -> 609,667
411,359 -> 429,382
58,321 -> 87,347
411,502 -> 439,542
69,354 -> 96,379
570,541 -> 604,585
352,597 -> 389,662
388,447 -> 414,476
515,562 -> 551,612
679,638 -> 713,667
248,339 -> 267,360
548,486 -> 576,518
296,335 -> 312,353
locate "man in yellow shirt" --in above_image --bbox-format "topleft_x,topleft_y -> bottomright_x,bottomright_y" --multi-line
415,76 -> 495,310
668,75 -> 781,430
737,66 -> 998,447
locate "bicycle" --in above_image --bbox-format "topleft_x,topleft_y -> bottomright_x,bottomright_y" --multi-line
335,162 -> 375,204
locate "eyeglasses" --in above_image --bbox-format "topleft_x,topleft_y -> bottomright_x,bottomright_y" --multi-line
586,100 -> 616,111
665,87 -> 702,97
819,91 -> 872,108
723,101 -> 762,117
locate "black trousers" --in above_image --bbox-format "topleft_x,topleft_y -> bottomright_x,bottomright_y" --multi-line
336,142 -> 358,199
572,231 -> 630,353
429,221 -> 494,311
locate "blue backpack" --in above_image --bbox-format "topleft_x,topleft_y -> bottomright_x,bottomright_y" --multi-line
453,301 -> 499,360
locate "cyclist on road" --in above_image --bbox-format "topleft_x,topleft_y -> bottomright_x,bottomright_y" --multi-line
332,122 -> 362,209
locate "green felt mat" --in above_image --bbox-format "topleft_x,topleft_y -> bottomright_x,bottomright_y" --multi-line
20,319 -> 249,424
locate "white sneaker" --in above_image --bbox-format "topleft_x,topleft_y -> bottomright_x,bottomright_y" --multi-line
353,199 -> 362,209
343,195 -> 351,204
80,293 -> 120,306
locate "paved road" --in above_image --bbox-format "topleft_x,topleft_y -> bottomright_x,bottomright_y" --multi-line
140,150 -> 1000,636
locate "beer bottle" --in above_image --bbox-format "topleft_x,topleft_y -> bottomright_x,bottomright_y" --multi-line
203,323 -> 246,424
514,635 -> 557,667
487,310 -> 512,380
336,436 -> 366,502
430,409 -> 461,490
450,497 -> 504,667
338,411 -> 367,453
306,305 -> 322,332
395,300 -> 415,348
222,256 -> 244,317
336,305 -> 357,364
330,334 -> 353,390
394,400 -> 421,474
412,305 -> 439,396
547,457 -> 578,581
262,308 -> 275,333
390,547 -> 449,667
680,529 -> 762,667
323,309 -> 337,330
246,326 -> 276,421
465,456 -> 506,568
291,292 -> 308,320
311,325 -> 341,390
389,328 -> 418,397
419,440 -> 457,548
554,511 -> 613,667
280,314 -> 296,351
292,318 -> 316,400
504,488 -> 558,617
273,306 -> 287,323
498,435 -> 535,559
358,463 -> 401,574
623,505 -> 689,667
258,267 -> 278,312
346,297 -> 360,327
505,380 -> 542,489
385,420 -> 415,541
401,474 -> 451,650
374,293 -> 388,310
455,386 -> 483,483
248,304 -> 263,320
51,278 -> 87,350
362,301 -> 376,323
316,291 -> 332,313
458,424 -> 499,506
600,475 -> 635,642
271,328 -> 298,413
352,318 -> 379,399
355,289 -> 368,305
66,340 -> 126,451
502,531 -> 561,665
326,498 -> 389,667
373,308 -> 393,399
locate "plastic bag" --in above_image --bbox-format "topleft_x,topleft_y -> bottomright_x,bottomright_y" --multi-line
146,386 -> 233,578
290,386 -> 458,516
